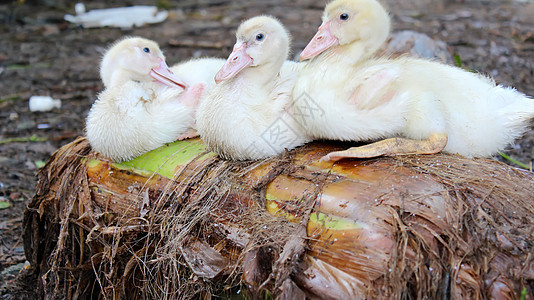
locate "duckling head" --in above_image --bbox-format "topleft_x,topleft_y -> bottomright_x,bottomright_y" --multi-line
215,16 -> 290,84
299,0 -> 390,61
100,36 -> 186,89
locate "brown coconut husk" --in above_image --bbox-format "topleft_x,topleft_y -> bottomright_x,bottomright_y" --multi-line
23,137 -> 534,299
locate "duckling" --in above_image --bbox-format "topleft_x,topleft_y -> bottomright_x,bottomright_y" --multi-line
196,16 -> 309,161
86,37 -> 203,162
294,0 -> 534,161
298,0 -> 390,64
99,37 -> 179,89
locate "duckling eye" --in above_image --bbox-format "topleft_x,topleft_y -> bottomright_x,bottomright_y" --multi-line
339,13 -> 349,21
256,33 -> 264,41
143,47 -> 150,53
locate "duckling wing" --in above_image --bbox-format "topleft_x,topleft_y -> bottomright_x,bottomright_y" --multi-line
347,64 -> 400,111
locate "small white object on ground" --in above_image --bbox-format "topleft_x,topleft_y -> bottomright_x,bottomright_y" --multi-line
64,5 -> 168,29
29,96 -> 62,112
74,3 -> 86,15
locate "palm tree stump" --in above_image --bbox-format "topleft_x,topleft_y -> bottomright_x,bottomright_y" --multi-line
23,137 -> 534,299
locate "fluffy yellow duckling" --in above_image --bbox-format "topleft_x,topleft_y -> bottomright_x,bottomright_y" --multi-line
196,16 -> 309,160
299,0 -> 389,64
294,0 -> 534,161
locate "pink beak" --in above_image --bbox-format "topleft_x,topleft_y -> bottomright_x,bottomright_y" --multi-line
215,42 -> 253,84
150,59 -> 187,89
299,21 -> 339,61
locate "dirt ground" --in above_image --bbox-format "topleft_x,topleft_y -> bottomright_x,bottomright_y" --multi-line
1,0 -> 533,298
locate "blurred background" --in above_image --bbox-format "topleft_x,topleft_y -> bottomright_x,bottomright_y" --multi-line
1,0 -> 533,297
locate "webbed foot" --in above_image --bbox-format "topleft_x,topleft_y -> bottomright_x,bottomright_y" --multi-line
321,133 -> 448,162
177,129 -> 199,140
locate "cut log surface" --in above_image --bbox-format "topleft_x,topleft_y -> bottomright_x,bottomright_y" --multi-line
23,137 -> 534,299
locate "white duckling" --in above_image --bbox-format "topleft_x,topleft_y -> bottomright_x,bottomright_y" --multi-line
196,16 -> 309,161
86,37 -> 203,162
294,0 -> 534,161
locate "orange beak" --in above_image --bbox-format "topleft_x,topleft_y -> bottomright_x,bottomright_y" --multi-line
299,21 -> 339,61
215,42 -> 254,84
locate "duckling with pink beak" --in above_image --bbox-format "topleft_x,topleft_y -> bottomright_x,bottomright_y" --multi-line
197,16 -> 308,161
86,37 -> 206,162
99,37 -> 186,89
293,0 -> 534,161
